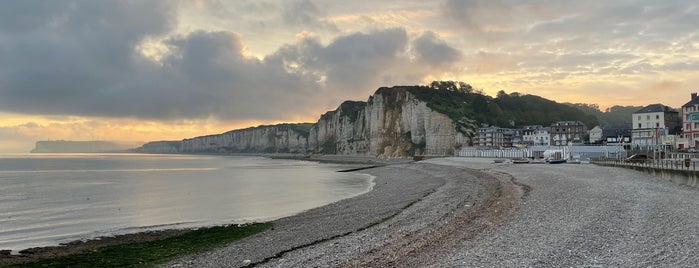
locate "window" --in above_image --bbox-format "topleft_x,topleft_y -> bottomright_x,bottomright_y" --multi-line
639,123 -> 642,128
688,124 -> 692,130
647,115 -> 650,120
656,122 -> 660,127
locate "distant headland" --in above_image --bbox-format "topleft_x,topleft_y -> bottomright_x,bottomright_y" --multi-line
30,140 -> 135,153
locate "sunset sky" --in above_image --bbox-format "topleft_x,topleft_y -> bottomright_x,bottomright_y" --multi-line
1,0 -> 698,152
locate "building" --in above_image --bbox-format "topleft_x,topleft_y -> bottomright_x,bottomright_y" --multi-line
477,126 -> 514,148
521,125 -> 550,146
680,93 -> 699,149
631,104 -> 680,149
550,121 -> 587,146
589,126 -> 603,144
602,127 -> 632,145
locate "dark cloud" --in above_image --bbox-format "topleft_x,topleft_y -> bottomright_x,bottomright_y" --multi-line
0,0 -> 445,121
412,31 -> 462,69
267,28 -> 410,93
0,0 -> 176,117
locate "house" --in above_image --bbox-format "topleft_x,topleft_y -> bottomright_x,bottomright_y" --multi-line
589,126 -> 603,144
679,93 -> 699,150
602,127 -> 632,145
631,104 -> 680,149
521,125 -> 550,146
550,121 -> 587,146
477,125 -> 514,148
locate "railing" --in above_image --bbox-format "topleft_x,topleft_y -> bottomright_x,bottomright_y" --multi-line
459,148 -> 532,158
593,158 -> 699,172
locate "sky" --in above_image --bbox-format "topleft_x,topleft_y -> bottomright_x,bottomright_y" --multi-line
1,0 -> 698,152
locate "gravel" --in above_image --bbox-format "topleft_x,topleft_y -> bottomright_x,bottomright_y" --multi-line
162,161 -> 498,268
165,157 -> 699,267
432,157 -> 699,267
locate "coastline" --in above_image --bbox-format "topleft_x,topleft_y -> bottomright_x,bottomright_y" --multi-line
1,156 -> 509,267
0,154 -> 380,266
0,154 -> 414,266
9,157 -> 699,266
162,158 -> 516,267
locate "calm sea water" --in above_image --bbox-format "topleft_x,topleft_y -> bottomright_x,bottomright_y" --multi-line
0,154 -> 374,252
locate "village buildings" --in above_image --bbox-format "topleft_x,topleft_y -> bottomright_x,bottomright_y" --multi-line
679,93 -> 699,150
467,93 -> 699,153
631,104 -> 681,149
476,125 -> 514,148
550,121 -> 587,146
589,126 -> 603,144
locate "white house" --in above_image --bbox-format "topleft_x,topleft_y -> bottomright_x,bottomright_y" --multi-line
631,104 -> 680,149
521,125 -> 550,146
589,126 -> 603,144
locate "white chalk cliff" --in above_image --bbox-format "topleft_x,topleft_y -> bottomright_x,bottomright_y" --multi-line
135,87 -> 470,157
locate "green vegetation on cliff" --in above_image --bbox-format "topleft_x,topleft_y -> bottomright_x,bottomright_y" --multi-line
394,81 -> 598,134
338,101 -> 367,123
277,123 -> 314,137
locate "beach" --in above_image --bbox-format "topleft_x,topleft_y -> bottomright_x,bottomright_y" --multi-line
165,157 -> 699,267
5,157 -> 699,267
162,158 -> 521,267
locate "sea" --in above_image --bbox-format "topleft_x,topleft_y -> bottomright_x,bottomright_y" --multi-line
0,153 -> 374,252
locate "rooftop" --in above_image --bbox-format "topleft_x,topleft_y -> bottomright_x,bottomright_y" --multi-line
633,104 -> 676,114
683,93 -> 699,107
552,121 -> 585,126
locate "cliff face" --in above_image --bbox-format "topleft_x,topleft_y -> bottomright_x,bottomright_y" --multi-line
178,124 -> 309,153
308,87 -> 468,157
134,141 -> 181,154
135,87 -> 470,156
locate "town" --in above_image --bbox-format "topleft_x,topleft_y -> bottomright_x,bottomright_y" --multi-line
460,92 -> 698,162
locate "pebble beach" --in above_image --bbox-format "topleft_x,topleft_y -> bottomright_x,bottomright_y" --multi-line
164,157 -> 699,267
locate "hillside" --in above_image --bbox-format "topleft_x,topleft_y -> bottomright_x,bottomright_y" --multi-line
565,103 -> 643,128
407,81 -> 599,129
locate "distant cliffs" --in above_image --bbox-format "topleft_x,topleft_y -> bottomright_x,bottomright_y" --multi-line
136,124 -> 311,154
31,140 -> 132,153
134,86 -> 471,157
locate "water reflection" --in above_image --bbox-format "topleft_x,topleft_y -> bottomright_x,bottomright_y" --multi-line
0,154 -> 373,251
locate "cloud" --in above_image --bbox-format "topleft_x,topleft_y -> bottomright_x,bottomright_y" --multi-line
0,0 -> 176,116
281,0 -> 338,31
411,31 -> 462,69
2,0 -> 697,129
0,0 -> 463,122
266,28 -> 412,93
